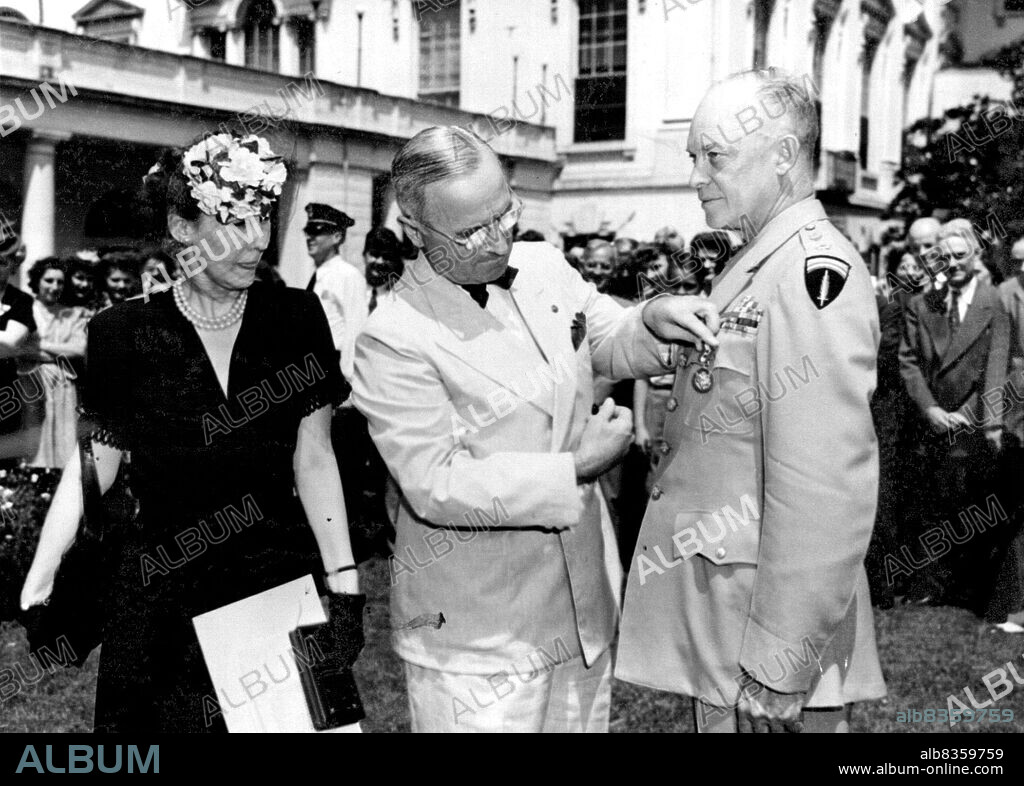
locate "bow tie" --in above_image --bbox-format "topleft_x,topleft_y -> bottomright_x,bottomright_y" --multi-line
460,266 -> 519,309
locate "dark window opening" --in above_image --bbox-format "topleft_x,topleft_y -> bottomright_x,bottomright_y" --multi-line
208,29 -> 226,61
575,0 -> 627,143
244,0 -> 279,72
295,17 -> 315,74
418,0 -> 461,107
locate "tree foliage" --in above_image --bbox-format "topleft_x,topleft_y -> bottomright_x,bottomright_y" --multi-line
889,39 -> 1024,243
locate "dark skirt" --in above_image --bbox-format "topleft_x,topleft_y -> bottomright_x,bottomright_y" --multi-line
93,504 -> 321,734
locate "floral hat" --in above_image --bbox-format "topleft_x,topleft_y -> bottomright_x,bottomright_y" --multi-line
167,133 -> 287,225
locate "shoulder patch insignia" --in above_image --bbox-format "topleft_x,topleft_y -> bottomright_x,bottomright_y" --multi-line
804,255 -> 851,310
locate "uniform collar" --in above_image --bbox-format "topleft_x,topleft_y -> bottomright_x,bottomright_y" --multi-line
724,197 -> 826,277
709,197 -> 825,309
315,252 -> 345,271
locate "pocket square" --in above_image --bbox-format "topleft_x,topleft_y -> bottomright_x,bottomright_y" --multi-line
571,312 -> 587,351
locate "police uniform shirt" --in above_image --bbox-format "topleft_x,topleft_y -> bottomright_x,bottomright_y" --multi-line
310,254 -> 368,385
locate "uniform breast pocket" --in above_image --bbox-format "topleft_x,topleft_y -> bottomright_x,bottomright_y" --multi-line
678,331 -> 758,436
669,500 -> 761,567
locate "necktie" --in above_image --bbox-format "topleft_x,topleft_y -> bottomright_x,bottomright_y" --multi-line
460,266 -> 519,309
306,272 -> 317,293
368,288 -> 378,314
949,290 -> 961,332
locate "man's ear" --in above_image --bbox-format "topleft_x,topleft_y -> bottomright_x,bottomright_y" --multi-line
398,214 -> 426,250
773,134 -> 801,177
167,213 -> 194,246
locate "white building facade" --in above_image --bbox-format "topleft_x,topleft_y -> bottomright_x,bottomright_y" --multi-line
0,0 -> 970,273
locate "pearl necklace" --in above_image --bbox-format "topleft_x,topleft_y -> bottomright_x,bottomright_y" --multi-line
172,280 -> 247,331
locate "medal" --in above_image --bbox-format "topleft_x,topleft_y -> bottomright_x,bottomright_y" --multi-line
692,367 -> 713,393
692,345 -> 716,393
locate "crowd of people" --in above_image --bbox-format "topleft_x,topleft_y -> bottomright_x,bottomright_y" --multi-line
0,238 -> 151,470
8,66 -> 1024,735
0,237 -> 227,468
868,216 -> 1024,633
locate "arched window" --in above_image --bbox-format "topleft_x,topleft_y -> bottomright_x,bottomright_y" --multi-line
0,7 -> 29,22
243,0 -> 279,72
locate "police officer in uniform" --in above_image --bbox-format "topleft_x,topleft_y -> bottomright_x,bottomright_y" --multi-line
615,69 -> 886,733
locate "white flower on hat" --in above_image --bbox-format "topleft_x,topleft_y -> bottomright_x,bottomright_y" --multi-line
221,146 -> 267,187
230,200 -> 261,221
177,133 -> 286,224
191,180 -> 232,217
264,161 -> 287,193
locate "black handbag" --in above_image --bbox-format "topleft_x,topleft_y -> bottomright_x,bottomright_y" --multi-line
20,436 -> 134,668
290,593 -> 366,730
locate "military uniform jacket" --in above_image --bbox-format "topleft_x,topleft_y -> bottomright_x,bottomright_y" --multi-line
352,242 -> 667,675
616,199 -> 886,707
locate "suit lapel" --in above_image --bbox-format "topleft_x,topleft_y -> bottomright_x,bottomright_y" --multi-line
415,257 -> 557,418
941,286 -> 992,373
509,274 -> 579,450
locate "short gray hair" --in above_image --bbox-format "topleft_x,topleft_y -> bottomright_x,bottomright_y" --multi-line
584,239 -> 616,262
723,68 -> 819,162
391,126 -> 498,221
938,218 -> 981,254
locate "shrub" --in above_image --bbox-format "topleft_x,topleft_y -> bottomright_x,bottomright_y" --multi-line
0,467 -> 61,622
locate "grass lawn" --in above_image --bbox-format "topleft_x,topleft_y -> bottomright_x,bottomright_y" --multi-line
2,555 -> 1023,733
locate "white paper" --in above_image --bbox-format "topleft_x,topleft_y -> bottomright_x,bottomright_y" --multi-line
193,574 -> 359,733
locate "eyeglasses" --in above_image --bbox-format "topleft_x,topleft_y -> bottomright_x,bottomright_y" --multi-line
413,192 -> 524,251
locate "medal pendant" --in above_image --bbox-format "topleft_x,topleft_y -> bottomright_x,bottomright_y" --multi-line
692,367 -> 713,393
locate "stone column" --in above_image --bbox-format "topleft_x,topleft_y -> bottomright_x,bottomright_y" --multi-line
192,29 -> 211,59
280,18 -> 301,76
20,131 -> 70,268
225,25 -> 244,66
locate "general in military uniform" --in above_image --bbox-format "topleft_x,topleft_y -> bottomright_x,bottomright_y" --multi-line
615,69 -> 886,733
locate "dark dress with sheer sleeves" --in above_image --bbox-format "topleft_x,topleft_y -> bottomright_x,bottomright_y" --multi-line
81,282 -> 347,733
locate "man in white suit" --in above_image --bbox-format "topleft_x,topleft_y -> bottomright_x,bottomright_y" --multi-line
352,126 -> 718,732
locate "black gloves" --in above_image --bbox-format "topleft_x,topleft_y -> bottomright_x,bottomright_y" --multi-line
319,592 -> 366,670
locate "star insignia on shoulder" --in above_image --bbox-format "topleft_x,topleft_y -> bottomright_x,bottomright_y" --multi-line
804,255 -> 851,310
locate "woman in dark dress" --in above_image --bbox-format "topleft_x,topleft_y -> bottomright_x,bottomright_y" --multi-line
0,231 -> 36,466
20,132 -> 363,732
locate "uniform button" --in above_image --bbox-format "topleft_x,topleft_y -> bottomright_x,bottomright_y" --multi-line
651,486 -> 663,500
805,223 -> 816,231
660,443 -> 671,455
666,397 -> 678,412
715,547 -> 726,559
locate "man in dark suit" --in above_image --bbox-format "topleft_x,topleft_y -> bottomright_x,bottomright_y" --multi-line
899,222 -> 1010,609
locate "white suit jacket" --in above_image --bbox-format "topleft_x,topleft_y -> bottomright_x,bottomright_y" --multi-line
352,241 -> 668,674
